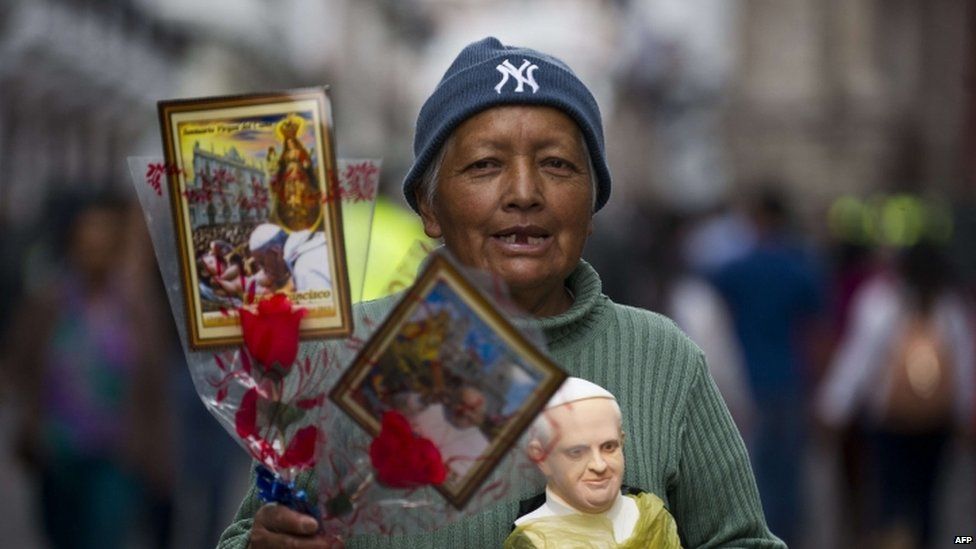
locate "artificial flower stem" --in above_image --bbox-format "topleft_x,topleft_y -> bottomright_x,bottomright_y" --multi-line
350,471 -> 374,503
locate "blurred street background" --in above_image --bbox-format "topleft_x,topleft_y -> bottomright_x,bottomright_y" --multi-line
1,0 -> 975,548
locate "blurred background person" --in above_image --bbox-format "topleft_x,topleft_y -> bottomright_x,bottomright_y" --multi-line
625,205 -> 756,433
709,186 -> 824,546
2,194 -> 175,549
817,241 -> 975,549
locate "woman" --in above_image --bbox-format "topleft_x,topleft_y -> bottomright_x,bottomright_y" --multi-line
219,37 -> 782,549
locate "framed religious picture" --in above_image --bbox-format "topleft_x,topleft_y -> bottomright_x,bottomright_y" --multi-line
158,87 -> 352,349
330,254 -> 567,509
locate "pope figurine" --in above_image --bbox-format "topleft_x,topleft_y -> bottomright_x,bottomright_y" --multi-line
504,378 -> 682,548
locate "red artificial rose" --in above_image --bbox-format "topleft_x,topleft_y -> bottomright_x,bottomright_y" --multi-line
239,293 -> 306,376
369,411 -> 447,488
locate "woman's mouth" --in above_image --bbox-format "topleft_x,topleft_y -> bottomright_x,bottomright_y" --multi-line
491,226 -> 552,252
495,234 -> 548,245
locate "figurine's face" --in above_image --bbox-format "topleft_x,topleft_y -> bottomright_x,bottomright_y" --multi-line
534,398 -> 624,514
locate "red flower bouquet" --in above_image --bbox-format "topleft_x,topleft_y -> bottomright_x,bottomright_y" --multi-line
207,293 -> 326,480
130,155 -> 428,531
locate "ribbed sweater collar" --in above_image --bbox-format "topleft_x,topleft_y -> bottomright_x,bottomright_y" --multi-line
521,259 -> 606,350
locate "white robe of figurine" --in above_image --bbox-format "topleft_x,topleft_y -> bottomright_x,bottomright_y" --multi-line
515,486 -> 640,543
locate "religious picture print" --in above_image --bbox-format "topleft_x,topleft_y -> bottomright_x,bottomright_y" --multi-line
330,254 -> 566,508
158,88 -> 352,348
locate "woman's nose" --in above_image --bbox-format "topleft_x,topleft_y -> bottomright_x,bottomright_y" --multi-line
503,161 -> 544,211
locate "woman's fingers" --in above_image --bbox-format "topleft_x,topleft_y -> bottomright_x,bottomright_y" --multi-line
250,504 -> 344,548
256,503 -> 319,535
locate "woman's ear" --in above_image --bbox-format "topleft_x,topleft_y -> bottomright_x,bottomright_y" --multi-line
416,190 -> 443,239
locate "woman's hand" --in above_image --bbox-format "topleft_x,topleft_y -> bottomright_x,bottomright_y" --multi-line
249,504 -> 343,548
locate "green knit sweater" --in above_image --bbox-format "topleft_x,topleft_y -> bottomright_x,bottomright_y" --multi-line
217,261 -> 784,548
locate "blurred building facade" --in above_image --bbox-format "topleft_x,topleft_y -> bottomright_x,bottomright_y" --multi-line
1,0 -> 972,226
727,0 -> 973,225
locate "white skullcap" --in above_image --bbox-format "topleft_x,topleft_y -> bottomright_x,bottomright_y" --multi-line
249,223 -> 285,251
545,377 -> 615,410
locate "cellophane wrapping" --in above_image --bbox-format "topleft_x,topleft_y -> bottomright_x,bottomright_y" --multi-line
130,157 -> 552,535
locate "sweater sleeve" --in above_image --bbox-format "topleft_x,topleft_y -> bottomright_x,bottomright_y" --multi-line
670,352 -> 785,549
216,467 -> 319,549
216,472 -> 258,549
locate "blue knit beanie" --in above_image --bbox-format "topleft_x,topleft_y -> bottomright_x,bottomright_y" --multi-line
402,36 -> 611,213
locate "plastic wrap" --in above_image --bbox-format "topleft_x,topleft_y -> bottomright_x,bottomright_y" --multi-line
131,157 -> 559,534
315,249 -> 560,537
127,156 -> 379,488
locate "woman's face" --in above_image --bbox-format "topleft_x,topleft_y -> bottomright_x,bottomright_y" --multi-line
419,106 -> 593,301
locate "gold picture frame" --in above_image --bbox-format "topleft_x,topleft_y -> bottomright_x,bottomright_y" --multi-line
158,87 -> 352,349
330,254 -> 566,509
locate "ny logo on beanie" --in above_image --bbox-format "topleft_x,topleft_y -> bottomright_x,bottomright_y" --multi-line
494,59 -> 540,94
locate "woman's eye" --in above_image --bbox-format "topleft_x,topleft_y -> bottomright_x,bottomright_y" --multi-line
543,158 -> 578,174
466,159 -> 498,172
